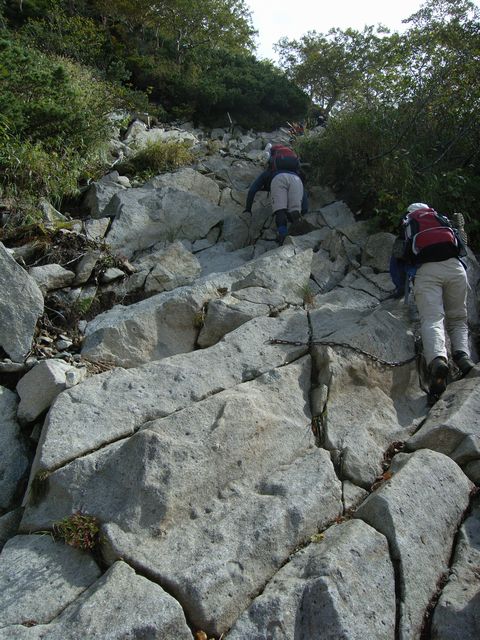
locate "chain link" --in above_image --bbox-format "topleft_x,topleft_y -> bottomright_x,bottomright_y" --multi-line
268,338 -> 417,367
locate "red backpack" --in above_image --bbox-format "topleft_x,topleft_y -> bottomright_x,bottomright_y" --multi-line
268,145 -> 300,173
403,207 -> 460,262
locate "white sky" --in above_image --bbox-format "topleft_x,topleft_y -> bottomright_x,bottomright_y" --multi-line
245,0 -> 474,60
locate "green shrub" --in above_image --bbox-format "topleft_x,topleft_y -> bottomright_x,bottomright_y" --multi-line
0,35 -> 146,222
120,139 -> 194,179
0,122 -> 81,202
296,106 -> 480,249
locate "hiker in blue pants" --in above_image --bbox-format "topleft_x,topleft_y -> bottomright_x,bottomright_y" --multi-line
243,145 -> 308,244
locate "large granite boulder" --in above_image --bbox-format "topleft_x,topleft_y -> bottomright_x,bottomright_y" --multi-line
0,243 -> 44,362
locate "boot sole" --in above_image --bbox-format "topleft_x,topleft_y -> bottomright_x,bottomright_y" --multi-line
428,361 -> 449,401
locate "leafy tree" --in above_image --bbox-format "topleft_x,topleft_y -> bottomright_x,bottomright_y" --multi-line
290,0 -> 480,245
276,25 -> 401,114
99,0 -> 255,55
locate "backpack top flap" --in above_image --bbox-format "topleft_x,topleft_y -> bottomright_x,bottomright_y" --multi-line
403,208 -> 459,260
269,145 -> 300,173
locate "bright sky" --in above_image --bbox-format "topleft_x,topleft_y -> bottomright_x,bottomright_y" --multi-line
245,0 -> 460,60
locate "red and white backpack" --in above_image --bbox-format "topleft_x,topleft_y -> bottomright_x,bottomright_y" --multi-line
268,145 -> 300,173
402,207 -> 461,261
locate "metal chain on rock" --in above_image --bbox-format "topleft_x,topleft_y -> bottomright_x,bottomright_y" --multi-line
268,338 -> 418,367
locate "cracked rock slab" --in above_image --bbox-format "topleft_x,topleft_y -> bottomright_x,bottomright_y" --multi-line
226,519 -> 395,640
104,185 -> 226,258
81,279 -> 220,367
0,561 -> 192,639
318,201 -> 355,228
21,358 -> 342,636
28,264 -> 75,295
340,267 -> 395,301
361,232 -> 396,273
197,296 -> 270,347
431,495 -> 480,640
27,312 -> 309,475
354,449 -> 473,640
0,509 -> 22,552
310,298 -> 416,365
81,246 -> 312,368
0,242 -> 44,363
406,377 -> 480,475
0,387 -> 29,511
311,344 -> 424,487
0,534 -> 101,626
16,359 -> 73,423
145,167 -> 221,205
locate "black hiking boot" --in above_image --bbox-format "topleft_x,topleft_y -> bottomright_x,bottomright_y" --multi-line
427,356 -> 449,406
453,351 -> 475,377
288,219 -> 317,236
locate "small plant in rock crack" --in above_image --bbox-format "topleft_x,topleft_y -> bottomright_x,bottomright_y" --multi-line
53,511 -> 100,550
74,296 -> 94,318
193,305 -> 207,329
299,282 -> 316,307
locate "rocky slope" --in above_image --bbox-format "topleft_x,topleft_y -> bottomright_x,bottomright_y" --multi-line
0,121 -> 479,639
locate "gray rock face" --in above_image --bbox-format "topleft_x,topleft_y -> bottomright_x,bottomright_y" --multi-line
146,167 -> 221,204
0,509 -> 22,552
28,264 -> 75,294
0,534 -> 101,626
105,186 -> 226,257
83,217 -> 110,241
312,342 -> 424,487
22,358 -> 342,636
81,246 -> 313,367
73,249 -> 102,285
197,295 -> 269,347
83,171 -> 127,218
0,387 -> 29,511
2,125 -> 479,640
124,123 -> 199,149
0,243 -> 44,362
28,312 -> 309,473
16,359 -> 73,423
318,200 -> 356,228
143,241 -> 201,294
355,449 -> 473,640
431,496 -> 480,640
407,376 -> 480,478
226,519 -> 395,640
362,231 -> 396,272
81,279 -> 220,367
310,298 -> 416,365
0,561 -> 192,640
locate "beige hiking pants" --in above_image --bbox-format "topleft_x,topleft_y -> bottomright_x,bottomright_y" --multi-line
270,173 -> 303,213
413,257 -> 470,366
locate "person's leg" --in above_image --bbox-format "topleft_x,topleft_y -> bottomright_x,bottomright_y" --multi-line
285,174 -> 303,215
274,208 -> 289,241
442,258 -> 473,374
414,262 -> 450,403
270,174 -> 288,213
414,262 -> 448,365
271,174 -> 290,242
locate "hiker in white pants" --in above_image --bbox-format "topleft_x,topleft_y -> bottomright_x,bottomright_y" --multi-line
270,172 -> 304,242
414,257 -> 470,367
390,202 -> 474,405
